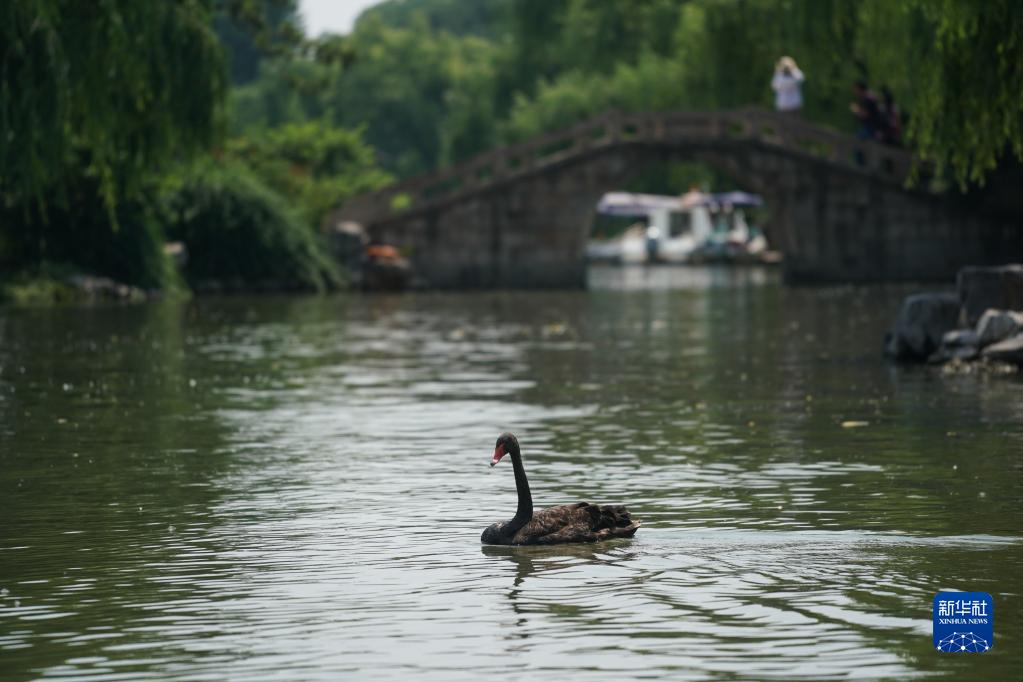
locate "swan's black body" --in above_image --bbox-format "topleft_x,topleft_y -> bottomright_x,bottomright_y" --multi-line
481,433 -> 640,545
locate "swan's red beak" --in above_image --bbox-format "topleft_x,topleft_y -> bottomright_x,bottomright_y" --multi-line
490,444 -> 506,467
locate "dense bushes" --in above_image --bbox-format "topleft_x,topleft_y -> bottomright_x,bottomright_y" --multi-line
0,156 -> 350,297
0,2 -> 381,300
153,122 -> 389,294
227,121 -> 391,228
0,174 -> 178,292
161,162 -> 344,292
0,0 -> 224,215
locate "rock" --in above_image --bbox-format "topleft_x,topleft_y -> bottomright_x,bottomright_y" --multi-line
928,343 -> 979,364
975,309 -> 1023,347
957,264 -> 1023,326
65,275 -> 145,301
884,292 -> 961,361
980,332 -> 1023,364
928,328 -> 979,364
942,329 -> 979,347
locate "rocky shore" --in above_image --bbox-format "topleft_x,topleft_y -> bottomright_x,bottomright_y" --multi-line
885,264 -> 1023,368
0,271 -> 150,305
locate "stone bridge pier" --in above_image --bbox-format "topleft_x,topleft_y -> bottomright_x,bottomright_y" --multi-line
336,109 -> 1021,288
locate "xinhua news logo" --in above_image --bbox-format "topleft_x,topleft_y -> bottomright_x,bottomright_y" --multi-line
933,592 -> 993,653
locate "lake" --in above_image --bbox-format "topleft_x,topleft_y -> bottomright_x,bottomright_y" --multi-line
1,265 -> 1020,680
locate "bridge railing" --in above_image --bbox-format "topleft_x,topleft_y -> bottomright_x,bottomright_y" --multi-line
725,107 -> 916,180
339,108 -> 919,224
340,111 -> 623,222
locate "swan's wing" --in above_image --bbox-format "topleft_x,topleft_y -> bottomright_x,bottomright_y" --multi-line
512,503 -> 592,542
530,526 -> 598,544
511,503 -> 641,544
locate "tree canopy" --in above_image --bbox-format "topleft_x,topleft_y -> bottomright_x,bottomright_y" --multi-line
900,0 -> 1023,185
1,0 -> 226,212
0,0 -> 384,293
356,0 -> 513,38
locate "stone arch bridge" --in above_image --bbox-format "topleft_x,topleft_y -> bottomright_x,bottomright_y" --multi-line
336,108 -> 1014,288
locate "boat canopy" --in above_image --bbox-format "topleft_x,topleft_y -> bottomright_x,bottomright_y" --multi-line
597,191 -> 762,216
597,192 -> 685,216
704,191 -> 763,208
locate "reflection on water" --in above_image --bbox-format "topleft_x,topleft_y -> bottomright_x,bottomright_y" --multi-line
588,263 -> 776,290
1,266 -> 1021,680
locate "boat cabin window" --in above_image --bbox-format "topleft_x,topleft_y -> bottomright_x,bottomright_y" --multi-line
670,211 -> 691,237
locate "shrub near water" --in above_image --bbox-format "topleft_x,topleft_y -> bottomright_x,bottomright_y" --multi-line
0,173 -> 180,295
163,162 -> 344,292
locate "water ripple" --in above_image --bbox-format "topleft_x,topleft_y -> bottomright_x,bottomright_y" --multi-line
2,283 -> 1022,680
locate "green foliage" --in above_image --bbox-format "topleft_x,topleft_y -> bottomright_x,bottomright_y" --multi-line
214,0 -> 302,84
0,261 -> 155,305
235,13 -> 501,175
4,0 -> 1019,298
229,59 -> 329,132
0,174 -> 179,290
554,0 -> 683,75
0,262 -> 79,304
0,0 -> 226,213
899,0 -> 1023,186
357,0 -> 514,38
328,17 -> 500,175
495,0 -> 684,106
161,161 -> 344,292
502,57 -> 688,142
226,121 -> 392,227
0,0 -> 386,295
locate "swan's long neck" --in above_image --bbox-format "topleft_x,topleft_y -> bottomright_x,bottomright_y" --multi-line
507,445 -> 533,534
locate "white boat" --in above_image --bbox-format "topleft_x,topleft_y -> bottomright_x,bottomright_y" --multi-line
586,190 -> 769,264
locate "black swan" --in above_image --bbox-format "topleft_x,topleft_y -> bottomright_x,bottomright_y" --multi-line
481,433 -> 640,545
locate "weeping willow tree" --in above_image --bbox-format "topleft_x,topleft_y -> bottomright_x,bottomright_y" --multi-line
0,0 -> 226,212
0,0 -> 228,288
900,0 -> 1023,187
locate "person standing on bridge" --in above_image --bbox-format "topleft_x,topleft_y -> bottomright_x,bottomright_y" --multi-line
879,85 -> 903,146
771,56 -> 804,114
851,80 -> 884,140
850,80 -> 887,165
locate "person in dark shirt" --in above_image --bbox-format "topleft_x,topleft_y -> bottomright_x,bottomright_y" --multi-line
879,86 -> 903,146
850,80 -> 886,165
851,80 -> 884,141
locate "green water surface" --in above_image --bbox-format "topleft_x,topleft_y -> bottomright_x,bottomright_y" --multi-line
1,266 -> 1020,680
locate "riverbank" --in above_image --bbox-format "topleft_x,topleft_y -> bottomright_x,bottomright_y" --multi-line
0,269 -> 343,306
0,267 -> 151,306
1,263 -> 774,306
